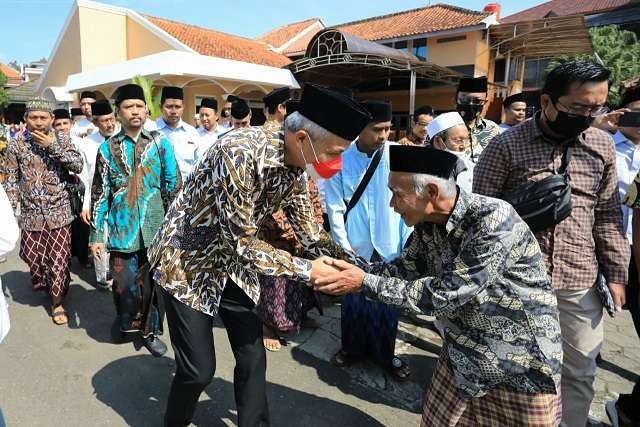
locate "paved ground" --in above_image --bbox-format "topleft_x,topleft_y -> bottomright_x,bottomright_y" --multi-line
0,252 -> 638,426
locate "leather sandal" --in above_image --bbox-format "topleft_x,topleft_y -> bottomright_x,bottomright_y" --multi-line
52,305 -> 68,325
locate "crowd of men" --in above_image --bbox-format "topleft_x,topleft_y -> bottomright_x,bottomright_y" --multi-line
1,58 -> 640,427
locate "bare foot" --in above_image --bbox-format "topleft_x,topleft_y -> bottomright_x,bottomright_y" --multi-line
262,325 -> 281,352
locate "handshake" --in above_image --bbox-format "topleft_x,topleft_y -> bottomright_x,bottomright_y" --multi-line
308,256 -> 366,296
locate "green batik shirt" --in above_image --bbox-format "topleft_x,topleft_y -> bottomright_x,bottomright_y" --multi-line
363,190 -> 562,398
467,118 -> 501,162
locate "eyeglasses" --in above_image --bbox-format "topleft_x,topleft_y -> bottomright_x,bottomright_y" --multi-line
554,100 -> 609,117
445,138 -> 470,147
457,96 -> 487,106
415,122 -> 430,127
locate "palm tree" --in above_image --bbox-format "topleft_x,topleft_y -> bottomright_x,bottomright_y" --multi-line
547,25 -> 640,106
131,75 -> 162,119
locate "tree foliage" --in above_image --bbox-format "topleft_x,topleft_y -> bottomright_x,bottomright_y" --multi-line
131,75 -> 162,119
0,71 -> 10,108
547,25 -> 640,106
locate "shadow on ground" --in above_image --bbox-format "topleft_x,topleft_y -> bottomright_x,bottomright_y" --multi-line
92,354 -> 384,427
4,266 -> 117,344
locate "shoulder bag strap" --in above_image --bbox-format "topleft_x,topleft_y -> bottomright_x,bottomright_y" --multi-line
343,148 -> 383,222
559,143 -> 574,175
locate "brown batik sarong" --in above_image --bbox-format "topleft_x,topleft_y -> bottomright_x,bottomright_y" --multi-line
421,358 -> 562,427
19,226 -> 72,307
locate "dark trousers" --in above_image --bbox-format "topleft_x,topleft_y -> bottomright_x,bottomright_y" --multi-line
619,245 -> 640,418
162,280 -> 269,427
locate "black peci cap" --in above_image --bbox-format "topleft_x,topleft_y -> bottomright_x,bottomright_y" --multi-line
389,145 -> 458,179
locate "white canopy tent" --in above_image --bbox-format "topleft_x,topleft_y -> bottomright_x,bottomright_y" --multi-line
64,50 -> 300,95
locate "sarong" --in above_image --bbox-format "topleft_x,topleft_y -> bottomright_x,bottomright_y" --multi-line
340,292 -> 400,367
110,249 -> 163,337
256,275 -> 317,332
19,226 -> 71,306
70,217 -> 89,265
421,357 -> 562,427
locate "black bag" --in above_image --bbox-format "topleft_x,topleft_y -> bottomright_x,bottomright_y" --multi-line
65,174 -> 85,217
502,144 -> 573,233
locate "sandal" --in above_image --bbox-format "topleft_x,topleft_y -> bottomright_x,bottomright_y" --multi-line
52,305 -> 68,325
388,357 -> 411,381
262,325 -> 282,352
331,350 -> 355,367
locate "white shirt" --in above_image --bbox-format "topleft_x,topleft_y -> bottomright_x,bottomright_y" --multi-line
615,131 -> 640,242
71,117 -> 97,139
78,131 -> 110,211
324,141 -> 413,261
195,125 -> 227,160
156,118 -> 201,179
0,184 -> 19,343
144,119 -> 159,132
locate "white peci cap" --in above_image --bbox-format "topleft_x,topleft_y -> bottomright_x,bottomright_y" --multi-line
427,112 -> 465,139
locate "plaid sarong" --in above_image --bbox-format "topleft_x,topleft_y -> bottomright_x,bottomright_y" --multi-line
421,358 -> 562,427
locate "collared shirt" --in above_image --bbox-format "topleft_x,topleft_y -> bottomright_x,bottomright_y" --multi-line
71,117 -> 97,139
363,190 -> 562,398
473,115 -> 630,288
325,141 -> 413,261
89,128 -> 182,252
148,127 -> 355,316
468,118 -> 501,161
78,131 -> 109,211
195,125 -> 228,160
156,118 -> 201,180
397,132 -> 425,146
4,130 -> 83,231
614,131 -> 640,242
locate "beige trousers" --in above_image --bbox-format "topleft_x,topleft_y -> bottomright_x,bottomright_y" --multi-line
556,286 -> 603,427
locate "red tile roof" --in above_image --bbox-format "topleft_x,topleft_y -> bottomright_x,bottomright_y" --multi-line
147,16 -> 291,68
258,18 -> 321,49
282,28 -> 323,55
501,0 -> 633,24
336,4 -> 491,41
0,63 -> 22,85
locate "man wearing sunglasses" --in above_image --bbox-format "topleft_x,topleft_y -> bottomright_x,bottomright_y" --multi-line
455,76 -> 501,161
473,60 -> 629,427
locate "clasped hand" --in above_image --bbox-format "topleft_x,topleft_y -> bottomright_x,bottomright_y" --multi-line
309,256 -> 365,296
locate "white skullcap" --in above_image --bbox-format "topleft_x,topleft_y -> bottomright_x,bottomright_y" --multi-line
427,112 -> 465,139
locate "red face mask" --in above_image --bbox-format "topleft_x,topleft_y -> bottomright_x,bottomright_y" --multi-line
312,156 -> 342,179
303,135 -> 343,179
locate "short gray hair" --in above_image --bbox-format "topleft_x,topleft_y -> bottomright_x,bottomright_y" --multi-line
284,111 -> 334,142
412,174 -> 457,198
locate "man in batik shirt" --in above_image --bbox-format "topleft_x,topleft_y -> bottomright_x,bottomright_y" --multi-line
148,84 -> 371,426
5,97 -> 83,325
315,146 -> 563,427
89,84 -> 181,357
455,76 -> 501,160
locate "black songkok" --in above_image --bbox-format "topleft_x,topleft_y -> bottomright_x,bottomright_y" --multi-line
80,91 -> 96,100
161,86 -> 184,102
231,99 -> 251,119
200,97 -> 218,111
226,94 -> 238,103
53,108 -> 71,120
360,100 -> 392,123
70,107 -> 83,116
263,87 -> 291,109
457,76 -> 488,93
503,93 -> 526,107
298,84 -> 371,141
91,100 -> 113,116
285,100 -> 300,116
114,84 -> 146,105
389,145 -> 458,179
621,86 -> 640,108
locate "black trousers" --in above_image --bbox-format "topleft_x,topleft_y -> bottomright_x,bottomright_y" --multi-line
162,280 -> 269,427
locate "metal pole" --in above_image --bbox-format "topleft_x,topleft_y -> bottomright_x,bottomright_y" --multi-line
504,51 -> 511,87
409,70 -> 416,116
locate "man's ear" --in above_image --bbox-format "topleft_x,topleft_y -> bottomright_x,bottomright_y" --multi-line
426,182 -> 439,200
433,137 -> 445,150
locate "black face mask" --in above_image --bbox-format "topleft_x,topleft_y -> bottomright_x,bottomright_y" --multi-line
545,105 -> 594,139
457,103 -> 483,121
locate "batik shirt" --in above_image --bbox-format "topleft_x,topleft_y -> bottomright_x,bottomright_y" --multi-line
148,127 -> 353,316
4,130 -> 83,231
89,128 -> 182,252
397,133 -> 425,146
363,190 -> 562,398
468,118 -> 501,161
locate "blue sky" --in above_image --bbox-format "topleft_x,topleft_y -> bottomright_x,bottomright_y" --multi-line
2,0 -> 542,64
